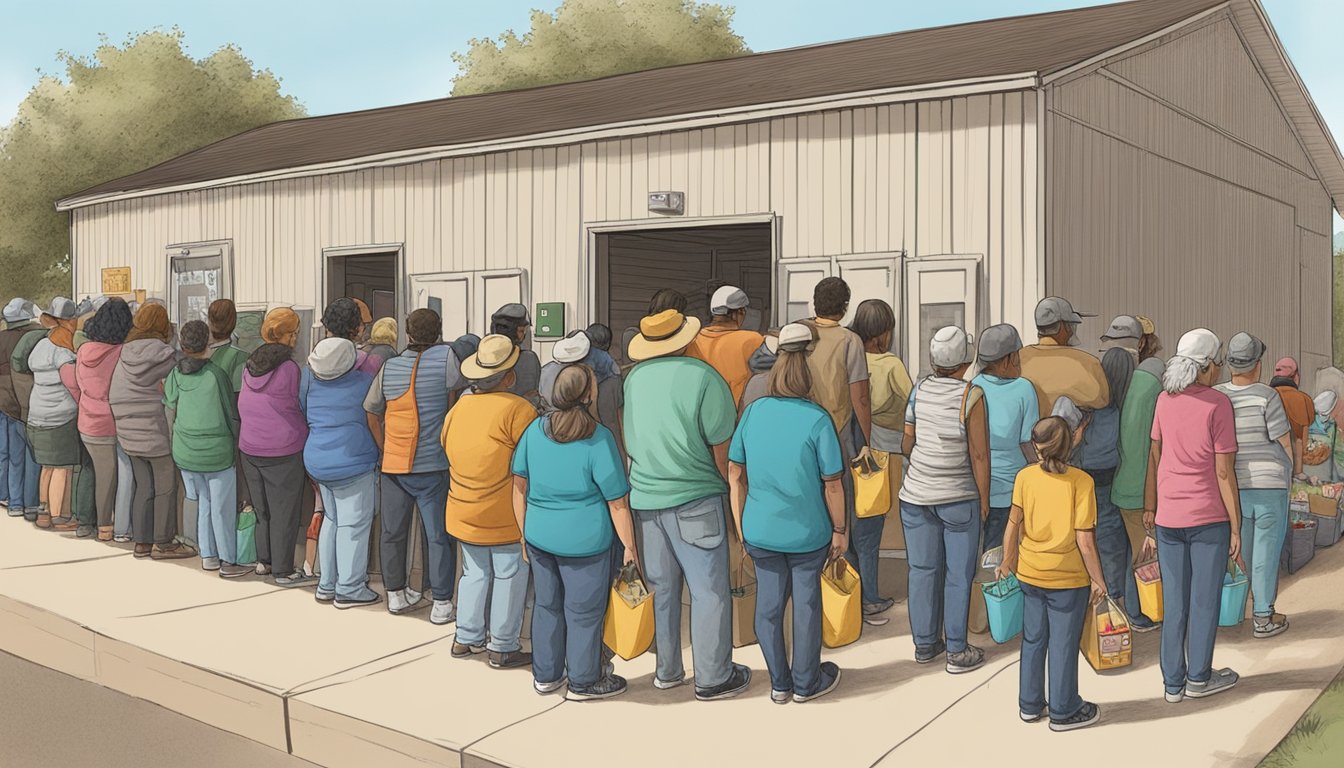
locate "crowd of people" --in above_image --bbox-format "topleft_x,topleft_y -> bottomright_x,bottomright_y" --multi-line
0,278 -> 1329,723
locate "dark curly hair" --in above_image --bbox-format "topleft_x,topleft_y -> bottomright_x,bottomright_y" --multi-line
813,277 -> 851,318
84,297 -> 134,345
321,298 -> 363,341
180,320 -> 210,354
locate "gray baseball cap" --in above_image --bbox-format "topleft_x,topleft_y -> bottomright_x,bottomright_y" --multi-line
1034,297 -> 1095,329
1226,332 -> 1266,373
1100,315 -> 1143,341
493,303 -> 531,324
2,298 -> 33,323
43,297 -> 78,321
977,324 -> 1023,364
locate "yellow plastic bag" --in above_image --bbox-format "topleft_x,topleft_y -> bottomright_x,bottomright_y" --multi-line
1134,557 -> 1164,623
852,451 -> 892,519
603,562 -> 655,660
821,558 -> 862,648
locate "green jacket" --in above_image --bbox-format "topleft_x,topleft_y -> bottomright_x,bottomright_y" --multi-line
208,343 -> 247,393
164,358 -> 239,473
1112,363 -> 1164,510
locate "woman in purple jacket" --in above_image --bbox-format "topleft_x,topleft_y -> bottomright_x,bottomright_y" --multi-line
239,308 -> 311,586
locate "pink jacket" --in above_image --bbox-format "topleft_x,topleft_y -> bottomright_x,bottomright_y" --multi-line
72,341 -> 123,438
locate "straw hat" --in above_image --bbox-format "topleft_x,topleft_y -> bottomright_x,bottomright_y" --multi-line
460,333 -> 521,380
627,309 -> 702,362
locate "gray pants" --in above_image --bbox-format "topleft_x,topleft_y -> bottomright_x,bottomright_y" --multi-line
113,445 -> 134,538
635,494 -> 733,689
81,437 -> 118,528
129,454 -> 177,546
241,451 -> 307,576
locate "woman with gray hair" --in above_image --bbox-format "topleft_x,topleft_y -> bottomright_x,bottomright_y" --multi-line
1141,329 -> 1241,703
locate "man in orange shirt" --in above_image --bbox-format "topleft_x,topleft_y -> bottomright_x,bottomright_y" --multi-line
1271,357 -> 1315,481
687,286 -> 764,407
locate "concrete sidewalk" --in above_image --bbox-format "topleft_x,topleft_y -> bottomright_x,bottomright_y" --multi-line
2,516 -> 1342,768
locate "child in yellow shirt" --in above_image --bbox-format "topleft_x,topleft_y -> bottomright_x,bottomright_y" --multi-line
998,416 -> 1107,732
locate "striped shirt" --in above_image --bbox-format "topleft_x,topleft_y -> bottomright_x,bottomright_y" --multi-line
1214,382 -> 1292,489
900,376 -> 979,506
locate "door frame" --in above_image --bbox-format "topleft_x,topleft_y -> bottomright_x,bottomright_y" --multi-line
903,254 -> 983,375
321,242 -> 405,342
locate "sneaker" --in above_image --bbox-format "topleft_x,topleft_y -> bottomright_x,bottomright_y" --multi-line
255,563 -> 272,576
315,590 -> 336,604
430,599 -> 456,626
451,642 -> 486,658
201,556 -> 222,571
1253,614 -> 1289,639
387,588 -> 427,615
150,542 -> 197,560
23,508 -> 39,522
333,593 -> 382,610
219,563 -> 251,579
1021,704 -> 1049,723
1186,668 -> 1238,699
654,675 -> 688,690
5,504 -> 23,518
863,615 -> 891,627
1165,688 -> 1185,704
275,571 -> 318,588
946,645 -> 986,674
535,676 -> 568,694
1130,618 -> 1162,634
793,662 -> 841,703
75,524 -> 96,538
1049,701 -> 1101,732
566,674 -> 628,701
771,689 -> 792,705
114,534 -> 132,543
489,649 -> 533,669
915,640 -> 947,664
50,516 -> 79,531
863,598 -> 895,616
695,663 -> 752,701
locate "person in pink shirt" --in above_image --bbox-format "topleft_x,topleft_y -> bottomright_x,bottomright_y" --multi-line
1140,329 -> 1241,704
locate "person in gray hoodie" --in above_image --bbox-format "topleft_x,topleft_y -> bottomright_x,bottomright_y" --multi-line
738,331 -> 780,413
108,303 -> 195,560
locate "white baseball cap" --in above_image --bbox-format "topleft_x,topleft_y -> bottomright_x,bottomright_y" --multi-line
930,326 -> 975,369
710,285 -> 750,315
1173,328 -> 1222,368
552,331 -> 591,363
775,322 -> 812,352
1315,390 -> 1338,417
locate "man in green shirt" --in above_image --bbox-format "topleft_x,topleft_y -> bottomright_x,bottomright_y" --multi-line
165,320 -> 247,578
624,308 -> 751,702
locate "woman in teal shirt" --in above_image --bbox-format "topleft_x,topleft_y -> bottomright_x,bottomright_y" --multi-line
728,324 -> 847,705
512,364 -> 636,701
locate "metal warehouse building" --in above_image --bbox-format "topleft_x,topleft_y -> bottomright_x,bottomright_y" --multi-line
57,0 -> 1344,382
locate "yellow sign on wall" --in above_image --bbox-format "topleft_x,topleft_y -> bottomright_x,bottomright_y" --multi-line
102,267 -> 132,295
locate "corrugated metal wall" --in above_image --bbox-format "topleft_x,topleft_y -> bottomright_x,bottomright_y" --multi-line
72,90 -> 1041,341
1048,14 -> 1334,384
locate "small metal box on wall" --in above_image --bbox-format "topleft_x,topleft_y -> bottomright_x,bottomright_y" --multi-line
535,302 -> 566,338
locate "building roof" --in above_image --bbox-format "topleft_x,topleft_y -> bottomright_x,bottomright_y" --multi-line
60,0 -> 1343,212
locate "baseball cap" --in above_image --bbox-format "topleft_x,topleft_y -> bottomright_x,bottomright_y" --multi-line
493,303 -> 531,324
1173,328 -> 1222,367
1315,390 -> 1337,417
552,331 -> 591,363
930,326 -> 975,369
1052,396 -> 1085,432
3,298 -> 33,323
1274,357 -> 1299,378
1034,297 -> 1094,328
43,297 -> 78,321
710,285 -> 750,315
776,322 -> 813,352
1225,332 -> 1266,373
977,324 -> 1022,364
1101,315 -> 1143,341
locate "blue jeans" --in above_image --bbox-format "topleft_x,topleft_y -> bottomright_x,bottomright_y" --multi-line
1090,482 -> 1132,607
528,545 -> 609,688
845,513 -> 886,604
747,542 -> 829,696
900,498 -> 980,653
983,506 -> 1010,553
3,413 -> 39,510
113,444 -> 134,538
1157,521 -> 1231,694
456,542 -> 530,653
182,467 -> 238,564
1240,489 -> 1288,617
1019,581 -> 1089,721
635,494 -> 734,689
317,471 -> 379,601
380,471 -> 455,601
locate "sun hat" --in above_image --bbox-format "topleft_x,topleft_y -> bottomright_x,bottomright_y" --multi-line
1172,328 -> 1222,368
1034,297 -> 1094,328
710,285 -> 750,315
977,324 -> 1022,364
627,309 -> 702,362
3,298 -> 32,323
461,334 -> 521,380
930,325 -> 975,369
1226,332 -> 1266,373
775,323 -> 813,353
552,331 -> 591,363
1274,357 -> 1299,378
1315,390 -> 1337,417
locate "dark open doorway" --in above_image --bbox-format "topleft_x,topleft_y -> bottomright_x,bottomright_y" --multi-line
595,223 -> 773,363
326,252 -> 398,323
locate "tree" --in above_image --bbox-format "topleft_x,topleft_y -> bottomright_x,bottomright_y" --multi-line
452,0 -> 749,97
0,29 -> 305,302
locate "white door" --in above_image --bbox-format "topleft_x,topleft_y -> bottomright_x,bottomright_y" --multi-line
838,255 -> 903,353
410,273 -> 472,340
904,257 -> 980,378
166,242 -> 232,332
777,259 -> 833,325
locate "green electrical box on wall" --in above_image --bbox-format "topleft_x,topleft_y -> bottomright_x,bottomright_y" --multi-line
535,302 -> 566,338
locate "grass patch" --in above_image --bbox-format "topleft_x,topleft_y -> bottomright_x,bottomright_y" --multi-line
1262,672 -> 1344,768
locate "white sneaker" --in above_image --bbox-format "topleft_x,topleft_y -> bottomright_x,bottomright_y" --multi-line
255,563 -> 272,576
201,556 -> 221,571
387,588 -> 428,615
534,676 -> 568,695
430,599 -> 456,625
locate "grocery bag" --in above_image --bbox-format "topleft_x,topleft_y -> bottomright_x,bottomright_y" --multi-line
235,507 -> 258,566
1218,561 -> 1249,627
852,451 -> 891,519
820,558 -> 862,648
603,562 -> 655,660
730,552 -> 758,648
981,574 -> 1024,644
1133,557 -> 1163,623
1081,597 -> 1131,671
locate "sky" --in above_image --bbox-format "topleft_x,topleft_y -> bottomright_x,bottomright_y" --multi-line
1,0 -> 1341,226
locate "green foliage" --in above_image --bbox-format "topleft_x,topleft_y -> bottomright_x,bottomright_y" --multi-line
452,0 -> 749,97
1262,671 -> 1344,768
0,29 -> 304,303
